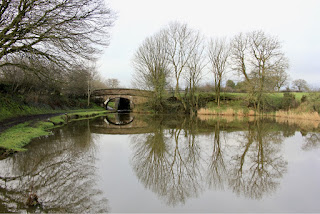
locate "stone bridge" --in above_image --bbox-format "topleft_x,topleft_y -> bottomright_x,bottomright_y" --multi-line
92,88 -> 153,111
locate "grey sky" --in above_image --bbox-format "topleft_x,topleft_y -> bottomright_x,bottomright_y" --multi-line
98,0 -> 320,88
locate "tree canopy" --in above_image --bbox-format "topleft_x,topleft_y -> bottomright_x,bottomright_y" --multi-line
0,0 -> 115,77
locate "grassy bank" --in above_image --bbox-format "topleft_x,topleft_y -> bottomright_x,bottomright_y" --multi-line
0,92 -> 103,121
197,91 -> 320,121
0,110 -> 108,154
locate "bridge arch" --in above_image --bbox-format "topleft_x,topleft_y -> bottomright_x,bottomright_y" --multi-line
92,88 -> 153,111
105,97 -> 133,111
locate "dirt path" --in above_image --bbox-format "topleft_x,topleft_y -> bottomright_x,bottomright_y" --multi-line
0,113 -> 64,134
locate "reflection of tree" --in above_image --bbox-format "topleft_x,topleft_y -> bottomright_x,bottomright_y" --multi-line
302,133 -> 320,150
131,117 -> 204,206
0,120 -> 108,213
131,117 -> 292,205
228,120 -> 287,199
206,120 -> 227,190
281,122 -> 297,138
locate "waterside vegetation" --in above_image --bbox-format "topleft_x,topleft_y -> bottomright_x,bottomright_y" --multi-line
133,91 -> 320,121
0,110 -> 108,156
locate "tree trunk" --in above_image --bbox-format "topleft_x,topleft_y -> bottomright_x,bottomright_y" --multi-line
87,80 -> 90,106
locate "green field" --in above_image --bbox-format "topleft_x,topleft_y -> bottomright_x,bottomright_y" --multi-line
198,91 -> 319,113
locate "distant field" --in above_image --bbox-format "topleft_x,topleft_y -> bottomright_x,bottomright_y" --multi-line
198,91 -> 320,113
203,92 -> 315,101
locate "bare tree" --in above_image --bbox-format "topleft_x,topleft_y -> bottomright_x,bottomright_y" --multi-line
292,79 -> 309,92
131,22 -> 206,112
230,32 -> 257,102
0,0 -> 115,75
231,33 -> 250,82
132,31 -> 170,109
231,31 -> 289,111
86,64 -> 99,106
208,38 -> 231,107
105,78 -> 120,88
184,37 -> 206,114
64,63 -> 102,106
272,67 -> 290,92
1,57 -> 64,94
164,22 -> 202,99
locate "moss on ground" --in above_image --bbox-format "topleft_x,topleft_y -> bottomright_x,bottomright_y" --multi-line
49,111 -> 109,125
0,110 -> 108,152
0,122 -> 51,151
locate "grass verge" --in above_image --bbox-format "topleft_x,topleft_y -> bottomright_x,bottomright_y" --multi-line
0,110 -> 108,154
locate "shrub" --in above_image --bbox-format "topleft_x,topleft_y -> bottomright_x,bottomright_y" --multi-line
263,95 -> 283,111
308,93 -> 320,113
301,95 -> 308,103
281,92 -> 298,110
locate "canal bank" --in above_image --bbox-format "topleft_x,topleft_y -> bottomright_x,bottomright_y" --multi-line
0,110 -> 108,158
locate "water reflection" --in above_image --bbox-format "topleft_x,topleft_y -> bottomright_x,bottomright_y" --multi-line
131,116 -> 293,205
302,133 -> 320,150
0,120 -> 108,213
0,114 -> 320,212
227,120 -> 287,199
105,113 -> 134,126
206,120 -> 226,190
131,118 -> 204,206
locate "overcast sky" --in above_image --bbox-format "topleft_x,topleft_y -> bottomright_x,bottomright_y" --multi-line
98,0 -> 320,88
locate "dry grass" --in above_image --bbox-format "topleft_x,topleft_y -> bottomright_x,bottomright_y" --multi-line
197,108 -> 216,115
199,107 -> 320,121
197,114 -> 238,122
248,110 -> 256,116
198,108 -> 235,115
197,114 -> 257,122
198,108 -> 257,117
275,110 -> 320,121
198,107 -> 320,129
275,110 -> 320,129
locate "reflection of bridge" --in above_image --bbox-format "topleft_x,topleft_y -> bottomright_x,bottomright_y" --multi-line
92,88 -> 153,111
91,113 -> 154,135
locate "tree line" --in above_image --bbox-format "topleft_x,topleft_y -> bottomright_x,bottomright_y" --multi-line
132,22 -> 310,113
200,78 -> 309,94
0,0 -> 119,106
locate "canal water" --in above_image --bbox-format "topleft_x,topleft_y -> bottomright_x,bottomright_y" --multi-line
0,113 -> 320,213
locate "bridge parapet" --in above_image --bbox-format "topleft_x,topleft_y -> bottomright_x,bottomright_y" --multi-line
93,88 -> 153,97
92,88 -> 153,109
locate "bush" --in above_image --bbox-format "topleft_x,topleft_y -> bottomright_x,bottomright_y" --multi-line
262,95 -> 283,111
198,93 -> 215,108
281,92 -> 298,110
301,95 -> 308,103
308,93 -> 320,113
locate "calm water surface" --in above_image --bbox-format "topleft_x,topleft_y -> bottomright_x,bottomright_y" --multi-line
0,113 -> 320,213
